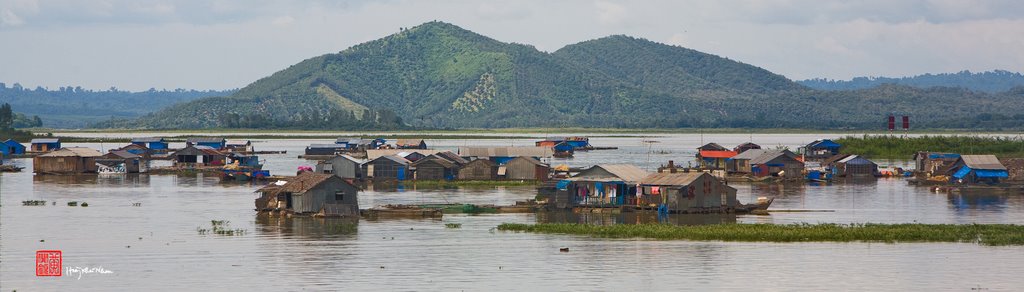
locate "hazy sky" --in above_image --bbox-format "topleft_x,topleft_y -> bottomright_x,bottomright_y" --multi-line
2,0 -> 1023,91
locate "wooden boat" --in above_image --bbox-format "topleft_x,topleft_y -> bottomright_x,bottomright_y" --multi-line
736,197 -> 774,214
0,165 -> 24,172
362,205 -> 444,218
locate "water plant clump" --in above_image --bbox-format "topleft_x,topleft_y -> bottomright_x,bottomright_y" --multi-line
197,220 -> 247,236
67,201 -> 78,206
22,200 -> 47,206
325,223 -> 358,234
445,223 -> 462,229
81,202 -> 88,207
496,223 -> 1024,246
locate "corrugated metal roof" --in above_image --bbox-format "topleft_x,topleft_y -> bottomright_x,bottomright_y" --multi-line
225,140 -> 250,146
640,172 -> 703,186
31,138 -> 59,143
371,155 -> 411,165
511,156 -> 545,166
308,144 -> 347,149
412,156 -> 456,168
367,149 -> 443,160
131,137 -> 164,143
277,173 -> 337,193
750,150 -> 800,165
698,143 -> 728,151
187,137 -> 225,143
961,155 -> 1006,170
104,150 -> 141,159
731,149 -> 768,160
457,147 -> 553,158
39,147 -> 102,157
396,139 -> 424,146
581,164 -> 649,183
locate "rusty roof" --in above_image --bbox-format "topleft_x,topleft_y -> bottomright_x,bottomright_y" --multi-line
960,155 -> 1006,170
39,147 -> 103,157
640,172 -> 704,186
458,147 -> 553,158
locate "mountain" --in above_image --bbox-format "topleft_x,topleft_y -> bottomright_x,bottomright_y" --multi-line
799,70 -> 1024,93
0,84 -> 234,128
122,21 -> 1024,130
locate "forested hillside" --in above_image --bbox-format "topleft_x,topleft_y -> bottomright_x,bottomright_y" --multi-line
118,21 -> 1024,130
800,70 -> 1024,93
0,84 -> 234,128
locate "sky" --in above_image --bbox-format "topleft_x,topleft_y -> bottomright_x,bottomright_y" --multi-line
1,0 -> 1023,91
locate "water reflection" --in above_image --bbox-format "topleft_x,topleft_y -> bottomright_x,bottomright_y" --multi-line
947,193 -> 1008,211
32,173 -> 153,187
255,214 -> 359,239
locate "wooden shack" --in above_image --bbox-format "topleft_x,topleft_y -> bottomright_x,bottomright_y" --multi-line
733,142 -> 762,154
254,173 -> 360,217
98,150 -> 145,173
458,159 -> 497,180
832,155 -> 878,177
362,155 -> 411,180
305,144 -> 347,156
913,152 -> 960,175
504,156 -> 549,181
640,172 -> 738,213
749,150 -> 804,178
413,157 -> 457,180
558,164 -> 649,208
396,139 -> 427,149
2,139 -> 25,156
30,138 -> 61,152
186,137 -> 226,149
131,137 -> 169,151
172,145 -> 226,167
33,147 -> 102,174
224,140 -> 254,152
315,155 -> 364,179
727,149 -> 767,174
947,155 -> 1009,184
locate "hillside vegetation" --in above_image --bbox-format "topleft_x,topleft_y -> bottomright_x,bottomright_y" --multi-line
119,21 -> 1024,130
800,70 -> 1024,93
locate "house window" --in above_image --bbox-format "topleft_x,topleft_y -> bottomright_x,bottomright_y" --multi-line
335,191 -> 345,201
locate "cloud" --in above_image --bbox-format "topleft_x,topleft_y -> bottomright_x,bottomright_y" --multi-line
271,15 -> 294,26
1,8 -> 25,27
594,1 -> 627,25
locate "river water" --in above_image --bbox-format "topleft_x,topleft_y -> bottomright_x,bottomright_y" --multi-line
2,133 -> 1023,291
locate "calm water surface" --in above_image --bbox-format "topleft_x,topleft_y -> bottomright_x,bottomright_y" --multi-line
2,133 -> 1023,291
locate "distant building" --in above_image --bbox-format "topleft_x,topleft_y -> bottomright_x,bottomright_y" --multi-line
458,147 -> 553,164
98,150 -> 146,173
557,164 -> 649,208
830,155 -> 878,177
727,149 -> 768,174
30,138 -> 61,152
733,142 -> 762,154
503,156 -> 550,181
33,147 -> 103,174
639,172 -> 738,213
131,137 -> 169,151
186,137 -> 226,149
1,139 -> 25,156
413,157 -> 458,180
947,155 -> 1008,184
457,159 -> 497,180
362,155 -> 411,180
305,144 -> 348,156
802,139 -> 842,161
395,139 -> 427,149
224,140 -> 254,152
254,173 -> 360,217
315,155 -> 364,179
696,149 -> 738,170
749,150 -> 804,178
912,152 -> 960,175
697,143 -> 728,151
172,145 -> 226,166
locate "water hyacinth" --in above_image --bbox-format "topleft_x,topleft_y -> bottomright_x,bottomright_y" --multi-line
496,223 -> 1024,246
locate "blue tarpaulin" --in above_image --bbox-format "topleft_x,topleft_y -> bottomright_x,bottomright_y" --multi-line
556,180 -> 571,190
928,153 -> 960,159
976,170 -> 1009,178
953,167 -> 972,179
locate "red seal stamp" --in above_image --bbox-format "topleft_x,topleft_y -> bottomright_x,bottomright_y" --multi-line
36,250 -> 62,276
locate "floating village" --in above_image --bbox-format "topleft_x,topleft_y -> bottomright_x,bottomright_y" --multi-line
3,133 -> 1022,220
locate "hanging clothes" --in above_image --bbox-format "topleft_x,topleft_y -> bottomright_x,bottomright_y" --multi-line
636,184 -> 642,197
651,186 -> 661,195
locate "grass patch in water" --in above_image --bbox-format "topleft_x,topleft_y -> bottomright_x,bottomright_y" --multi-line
445,223 -> 463,229
197,220 -> 247,236
496,223 -> 1024,246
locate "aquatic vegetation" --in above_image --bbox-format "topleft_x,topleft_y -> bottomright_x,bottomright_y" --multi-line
325,223 -> 358,234
197,220 -> 246,236
81,202 -> 88,207
67,201 -> 78,206
445,223 -> 462,229
496,223 -> 1024,246
22,200 -> 47,206
836,135 -> 1024,159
